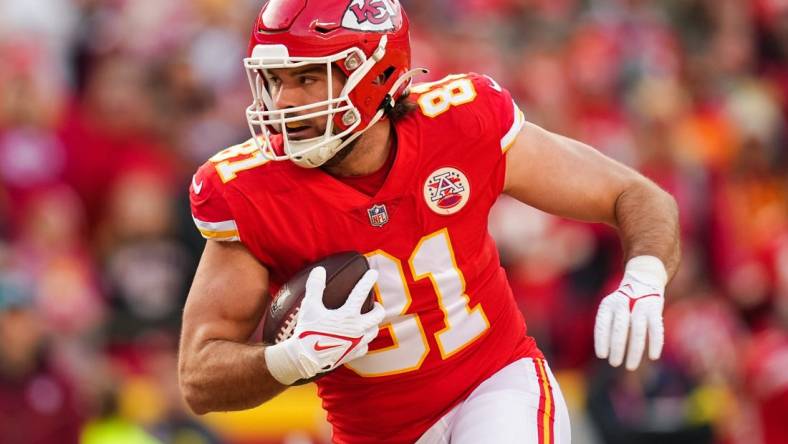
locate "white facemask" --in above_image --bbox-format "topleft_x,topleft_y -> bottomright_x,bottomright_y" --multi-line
244,36 -> 425,168
244,38 -> 385,168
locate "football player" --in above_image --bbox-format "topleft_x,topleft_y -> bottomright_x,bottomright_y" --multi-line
178,1 -> 680,443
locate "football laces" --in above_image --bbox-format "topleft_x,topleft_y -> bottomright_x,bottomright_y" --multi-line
277,307 -> 300,343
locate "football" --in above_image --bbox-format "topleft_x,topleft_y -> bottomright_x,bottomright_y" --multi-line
262,251 -> 375,384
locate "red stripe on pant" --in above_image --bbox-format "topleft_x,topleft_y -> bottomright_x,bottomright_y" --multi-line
534,358 -> 555,444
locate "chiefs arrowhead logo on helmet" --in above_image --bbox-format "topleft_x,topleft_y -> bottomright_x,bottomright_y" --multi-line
343,0 -> 397,32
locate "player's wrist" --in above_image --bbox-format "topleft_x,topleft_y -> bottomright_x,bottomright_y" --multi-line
624,255 -> 668,291
264,339 -> 316,385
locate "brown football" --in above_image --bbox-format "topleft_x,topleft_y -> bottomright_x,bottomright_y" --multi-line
262,251 -> 375,385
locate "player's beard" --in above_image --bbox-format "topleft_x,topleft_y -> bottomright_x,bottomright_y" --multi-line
287,114 -> 359,170
321,137 -> 359,170
321,122 -> 395,174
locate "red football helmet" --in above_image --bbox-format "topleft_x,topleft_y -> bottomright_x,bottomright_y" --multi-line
244,0 -> 417,168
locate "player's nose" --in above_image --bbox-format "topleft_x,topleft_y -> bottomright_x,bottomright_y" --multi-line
273,84 -> 304,112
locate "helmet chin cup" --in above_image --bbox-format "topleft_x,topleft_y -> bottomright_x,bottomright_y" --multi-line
288,137 -> 343,168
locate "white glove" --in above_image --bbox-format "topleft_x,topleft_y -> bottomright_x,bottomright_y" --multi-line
265,266 -> 385,385
594,256 -> 668,371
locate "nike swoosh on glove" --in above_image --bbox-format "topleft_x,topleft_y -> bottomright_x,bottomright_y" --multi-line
594,256 -> 668,371
265,266 -> 385,385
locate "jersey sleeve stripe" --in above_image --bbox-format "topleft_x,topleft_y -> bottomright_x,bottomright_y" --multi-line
198,227 -> 240,241
193,217 -> 240,241
500,101 -> 525,153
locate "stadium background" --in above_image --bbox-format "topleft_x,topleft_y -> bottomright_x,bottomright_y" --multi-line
0,0 -> 786,443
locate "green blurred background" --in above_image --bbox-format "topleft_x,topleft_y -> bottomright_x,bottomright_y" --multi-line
0,0 -> 786,443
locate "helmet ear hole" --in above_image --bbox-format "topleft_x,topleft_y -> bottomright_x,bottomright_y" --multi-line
374,66 -> 396,85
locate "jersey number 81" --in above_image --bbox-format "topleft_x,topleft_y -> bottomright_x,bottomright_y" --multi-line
346,228 -> 489,377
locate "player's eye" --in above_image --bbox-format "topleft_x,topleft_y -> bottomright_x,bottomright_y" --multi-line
299,76 -> 317,85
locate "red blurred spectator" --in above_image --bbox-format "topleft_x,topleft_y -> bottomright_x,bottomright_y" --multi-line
743,326 -> 788,444
58,55 -> 182,229
0,276 -> 86,444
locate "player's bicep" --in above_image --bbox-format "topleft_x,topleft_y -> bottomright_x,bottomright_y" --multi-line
182,240 -> 270,348
503,122 -> 642,225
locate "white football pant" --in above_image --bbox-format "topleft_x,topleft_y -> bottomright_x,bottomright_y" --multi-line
416,358 -> 571,444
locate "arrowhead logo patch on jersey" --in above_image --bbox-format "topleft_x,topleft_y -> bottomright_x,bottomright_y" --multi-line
342,0 -> 397,32
367,204 -> 389,227
424,167 -> 471,215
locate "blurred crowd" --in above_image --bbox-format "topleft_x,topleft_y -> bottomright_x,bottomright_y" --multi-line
0,0 -> 786,443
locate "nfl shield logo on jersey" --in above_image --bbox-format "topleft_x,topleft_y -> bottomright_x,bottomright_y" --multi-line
367,204 -> 389,227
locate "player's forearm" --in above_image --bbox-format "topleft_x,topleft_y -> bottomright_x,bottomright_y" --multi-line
179,339 -> 285,414
613,179 -> 680,279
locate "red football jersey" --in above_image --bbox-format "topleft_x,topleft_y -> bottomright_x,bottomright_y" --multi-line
190,73 -> 542,443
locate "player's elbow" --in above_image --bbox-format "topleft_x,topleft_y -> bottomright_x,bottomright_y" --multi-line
179,375 -> 212,415
183,395 -> 210,416
178,358 -> 213,415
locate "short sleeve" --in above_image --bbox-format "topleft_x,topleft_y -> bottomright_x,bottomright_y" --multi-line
189,161 -> 240,242
470,73 -> 526,154
463,73 -> 526,197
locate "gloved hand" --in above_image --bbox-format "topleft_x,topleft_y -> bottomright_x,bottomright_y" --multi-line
265,266 -> 385,385
594,256 -> 668,371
